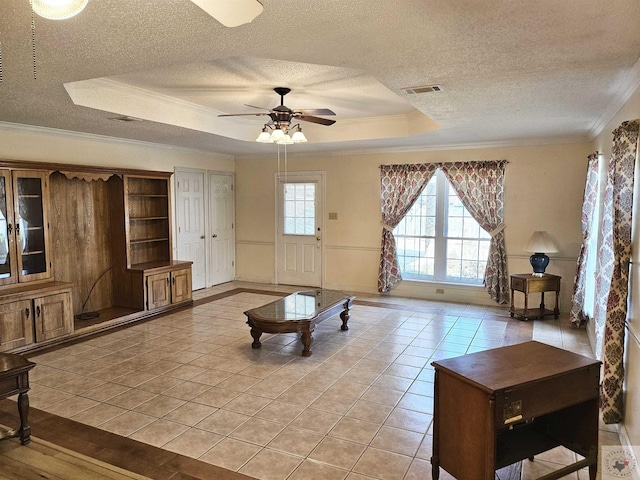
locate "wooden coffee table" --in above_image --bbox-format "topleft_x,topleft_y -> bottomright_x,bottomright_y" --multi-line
244,290 -> 355,356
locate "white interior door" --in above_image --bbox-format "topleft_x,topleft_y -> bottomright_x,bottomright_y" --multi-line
209,173 -> 235,286
175,170 -> 206,290
276,173 -> 324,287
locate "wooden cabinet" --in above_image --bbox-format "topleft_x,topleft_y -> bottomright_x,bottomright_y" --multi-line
124,175 -> 171,268
0,170 -> 51,287
33,290 -> 73,342
509,273 -> 561,320
0,299 -> 33,352
0,282 -> 72,351
0,160 -> 193,353
431,342 -> 600,480
171,267 -> 192,304
144,265 -> 192,311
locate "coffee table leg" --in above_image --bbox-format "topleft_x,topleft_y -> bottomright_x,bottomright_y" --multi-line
340,305 -> 350,331
301,331 -> 313,356
17,391 -> 31,445
250,328 -> 263,349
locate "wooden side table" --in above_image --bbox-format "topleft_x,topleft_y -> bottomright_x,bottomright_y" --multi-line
431,341 -> 601,480
510,273 -> 560,320
0,353 -> 36,445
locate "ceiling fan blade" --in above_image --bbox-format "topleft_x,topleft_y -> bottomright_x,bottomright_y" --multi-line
244,104 -> 272,111
218,112 -> 269,117
189,0 -> 263,28
297,115 -> 336,126
294,108 -> 336,116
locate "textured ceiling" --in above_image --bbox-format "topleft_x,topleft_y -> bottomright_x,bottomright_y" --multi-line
1,0 -> 640,156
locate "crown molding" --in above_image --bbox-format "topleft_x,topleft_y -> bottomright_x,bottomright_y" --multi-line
0,121 -> 234,161
589,55 -> 640,140
234,134 -> 591,160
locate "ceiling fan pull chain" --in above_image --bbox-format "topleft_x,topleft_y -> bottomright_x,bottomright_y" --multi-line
0,40 -> 3,84
30,0 -> 37,80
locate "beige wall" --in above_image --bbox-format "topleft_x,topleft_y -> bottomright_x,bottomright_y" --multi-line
591,87 -> 640,452
236,143 -> 591,308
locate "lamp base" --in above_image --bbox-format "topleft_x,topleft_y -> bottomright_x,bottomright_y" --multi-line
530,253 -> 550,276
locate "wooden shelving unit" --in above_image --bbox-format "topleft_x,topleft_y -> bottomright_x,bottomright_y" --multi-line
0,161 -> 193,353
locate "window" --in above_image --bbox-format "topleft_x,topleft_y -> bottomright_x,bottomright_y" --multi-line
394,169 -> 491,284
283,183 -> 316,235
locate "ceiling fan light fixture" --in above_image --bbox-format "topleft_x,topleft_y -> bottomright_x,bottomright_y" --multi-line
270,128 -> 285,142
256,127 -> 273,143
291,126 -> 307,143
277,134 -> 293,145
31,0 -> 88,20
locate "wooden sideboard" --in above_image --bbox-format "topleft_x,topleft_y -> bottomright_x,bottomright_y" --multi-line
0,160 -> 193,353
431,341 -> 600,480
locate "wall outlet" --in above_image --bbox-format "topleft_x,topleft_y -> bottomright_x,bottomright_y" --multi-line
436,288 -> 445,294
328,212 -> 338,220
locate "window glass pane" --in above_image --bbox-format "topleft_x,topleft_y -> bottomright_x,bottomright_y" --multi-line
447,239 -> 462,260
448,217 -> 463,237
283,183 -> 315,235
462,218 -> 480,238
461,260 -> 479,279
447,259 -> 461,278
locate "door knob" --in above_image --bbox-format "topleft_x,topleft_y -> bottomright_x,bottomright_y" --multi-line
316,236 -> 321,241
200,235 -> 205,239
212,234 -> 218,238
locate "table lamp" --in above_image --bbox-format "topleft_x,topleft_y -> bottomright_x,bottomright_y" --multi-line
523,231 -> 559,277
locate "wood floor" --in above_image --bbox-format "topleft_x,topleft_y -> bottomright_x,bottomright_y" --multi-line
0,435 -> 150,480
0,402 -> 254,480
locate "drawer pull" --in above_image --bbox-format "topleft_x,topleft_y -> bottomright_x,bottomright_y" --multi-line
25,307 -> 29,318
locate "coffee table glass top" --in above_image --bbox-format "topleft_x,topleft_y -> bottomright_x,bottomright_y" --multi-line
249,290 -> 351,321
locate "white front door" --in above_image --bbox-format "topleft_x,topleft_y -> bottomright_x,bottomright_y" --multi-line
209,173 -> 235,286
175,170 -> 206,290
276,173 -> 324,287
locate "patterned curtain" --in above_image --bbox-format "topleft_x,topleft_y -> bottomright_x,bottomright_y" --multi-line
439,160 -> 509,304
599,120 -> 638,424
378,164 -> 437,292
569,153 -> 600,328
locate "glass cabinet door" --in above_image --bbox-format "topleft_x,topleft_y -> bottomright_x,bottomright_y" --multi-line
0,170 -> 17,285
14,171 -> 50,282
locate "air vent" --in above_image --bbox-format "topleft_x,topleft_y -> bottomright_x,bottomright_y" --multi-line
109,116 -> 142,123
402,85 -> 442,95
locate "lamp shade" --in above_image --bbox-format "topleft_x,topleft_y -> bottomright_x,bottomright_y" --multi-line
291,130 -> 307,143
31,0 -> 88,20
270,128 -> 285,141
523,231 -> 559,254
256,130 -> 273,143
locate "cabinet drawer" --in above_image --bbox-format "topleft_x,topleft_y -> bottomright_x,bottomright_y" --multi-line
511,277 -> 525,291
495,365 -> 599,427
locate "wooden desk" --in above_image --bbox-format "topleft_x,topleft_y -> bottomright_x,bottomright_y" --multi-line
244,290 -> 354,356
431,341 -> 600,480
0,353 -> 36,445
510,273 -> 561,320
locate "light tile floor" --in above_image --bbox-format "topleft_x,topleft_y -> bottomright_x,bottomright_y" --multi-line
23,282 -> 618,480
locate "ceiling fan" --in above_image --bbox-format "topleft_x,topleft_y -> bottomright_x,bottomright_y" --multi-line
189,0 -> 263,27
218,87 -> 337,131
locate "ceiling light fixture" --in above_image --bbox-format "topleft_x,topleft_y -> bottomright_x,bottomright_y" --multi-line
31,0 -> 88,20
256,123 -> 307,144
